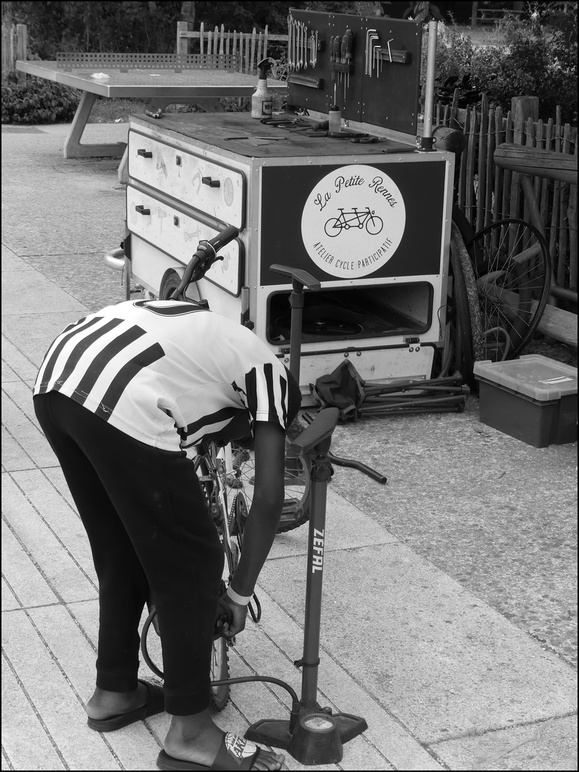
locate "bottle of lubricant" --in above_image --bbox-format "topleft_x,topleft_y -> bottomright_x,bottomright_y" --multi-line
251,59 -> 273,119
328,104 -> 342,134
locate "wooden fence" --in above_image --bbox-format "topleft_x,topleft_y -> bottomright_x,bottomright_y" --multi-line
435,94 -> 578,298
176,22 -> 288,74
1,23 -> 27,81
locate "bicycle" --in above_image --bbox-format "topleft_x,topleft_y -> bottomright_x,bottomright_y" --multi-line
141,435 -> 258,710
324,207 -> 384,238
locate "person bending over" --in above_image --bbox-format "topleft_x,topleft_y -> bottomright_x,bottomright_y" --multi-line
33,298 -> 302,771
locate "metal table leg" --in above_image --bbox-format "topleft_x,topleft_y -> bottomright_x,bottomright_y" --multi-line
63,91 -> 126,159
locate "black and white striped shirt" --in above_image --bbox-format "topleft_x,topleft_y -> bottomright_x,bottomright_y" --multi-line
33,300 -> 291,451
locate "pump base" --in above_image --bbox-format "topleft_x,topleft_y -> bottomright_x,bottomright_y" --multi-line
245,708 -> 367,765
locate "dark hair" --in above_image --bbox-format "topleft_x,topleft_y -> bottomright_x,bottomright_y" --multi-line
284,367 -> 302,429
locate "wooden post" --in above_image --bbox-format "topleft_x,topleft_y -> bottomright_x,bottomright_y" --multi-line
511,96 -> 539,144
471,1 -> 478,28
176,21 -> 188,56
6,23 -> 27,82
1,22 -> 13,79
569,143 -> 578,291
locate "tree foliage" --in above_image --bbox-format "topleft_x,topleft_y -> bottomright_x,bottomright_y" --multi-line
2,1 -> 374,57
432,6 -> 577,125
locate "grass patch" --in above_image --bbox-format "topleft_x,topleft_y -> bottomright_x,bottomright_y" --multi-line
87,97 -> 148,123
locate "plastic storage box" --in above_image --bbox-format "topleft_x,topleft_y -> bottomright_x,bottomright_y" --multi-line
473,355 -> 577,448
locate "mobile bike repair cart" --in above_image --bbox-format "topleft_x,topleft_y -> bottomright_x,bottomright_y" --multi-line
107,10 -> 455,403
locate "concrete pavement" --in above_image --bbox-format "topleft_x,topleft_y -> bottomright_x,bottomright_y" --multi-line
2,122 -> 577,771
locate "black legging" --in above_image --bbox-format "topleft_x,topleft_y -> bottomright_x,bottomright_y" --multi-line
33,391 -> 223,716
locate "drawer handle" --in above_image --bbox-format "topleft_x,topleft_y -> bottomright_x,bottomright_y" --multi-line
135,205 -> 151,215
137,148 -> 153,158
202,176 -> 221,188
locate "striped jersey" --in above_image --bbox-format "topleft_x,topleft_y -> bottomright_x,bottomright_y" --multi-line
33,300 -> 291,451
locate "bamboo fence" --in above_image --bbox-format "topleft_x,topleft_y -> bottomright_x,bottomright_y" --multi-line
435,94 -> 578,295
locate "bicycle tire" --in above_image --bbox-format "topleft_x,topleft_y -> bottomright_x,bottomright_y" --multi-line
229,436 -> 311,535
365,214 -> 384,235
140,604 -> 231,712
141,605 -> 164,680
463,218 -> 551,361
447,224 -> 475,384
324,217 -> 341,238
451,222 -> 485,364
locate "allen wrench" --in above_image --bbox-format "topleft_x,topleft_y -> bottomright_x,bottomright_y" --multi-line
365,29 -> 378,76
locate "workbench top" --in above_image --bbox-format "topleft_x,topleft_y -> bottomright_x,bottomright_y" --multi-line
130,112 -> 417,159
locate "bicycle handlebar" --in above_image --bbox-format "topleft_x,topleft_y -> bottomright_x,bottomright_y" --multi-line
327,452 -> 387,484
295,409 -> 387,485
170,225 -> 239,300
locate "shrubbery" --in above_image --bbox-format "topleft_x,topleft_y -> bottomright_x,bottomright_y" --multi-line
2,75 -> 80,124
431,12 -> 577,125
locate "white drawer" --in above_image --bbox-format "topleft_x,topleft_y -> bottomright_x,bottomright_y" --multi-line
128,131 -> 245,229
127,186 -> 243,297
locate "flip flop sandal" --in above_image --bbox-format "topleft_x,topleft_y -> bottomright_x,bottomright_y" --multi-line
87,679 -> 165,732
157,732 -> 265,770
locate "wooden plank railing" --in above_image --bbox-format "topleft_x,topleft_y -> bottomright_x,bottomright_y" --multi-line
176,22 -> 288,75
493,143 -> 577,346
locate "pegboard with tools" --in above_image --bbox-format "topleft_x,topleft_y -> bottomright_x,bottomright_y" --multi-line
286,9 -> 422,136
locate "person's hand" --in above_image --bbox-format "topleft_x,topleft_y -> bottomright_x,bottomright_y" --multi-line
214,593 -> 249,640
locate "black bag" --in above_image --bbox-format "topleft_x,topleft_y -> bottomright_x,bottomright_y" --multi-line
312,360 -> 366,421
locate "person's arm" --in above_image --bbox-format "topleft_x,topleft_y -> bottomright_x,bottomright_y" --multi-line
219,420 -> 285,637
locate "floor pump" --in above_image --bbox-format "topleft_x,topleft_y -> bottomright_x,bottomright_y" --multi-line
241,266 -> 386,764
200,265 -> 387,764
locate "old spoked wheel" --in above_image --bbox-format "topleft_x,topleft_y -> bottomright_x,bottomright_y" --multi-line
464,218 -> 551,362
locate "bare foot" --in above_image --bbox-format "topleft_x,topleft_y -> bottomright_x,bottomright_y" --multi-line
85,683 -> 148,720
164,709 -> 284,770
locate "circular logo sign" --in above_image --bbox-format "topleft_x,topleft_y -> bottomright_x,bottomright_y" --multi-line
301,165 -> 406,278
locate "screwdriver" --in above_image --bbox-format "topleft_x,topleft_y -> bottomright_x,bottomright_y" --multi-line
341,32 -> 348,101
344,28 -> 353,93
332,34 -> 341,105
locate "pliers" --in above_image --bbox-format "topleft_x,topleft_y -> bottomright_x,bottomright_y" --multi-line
350,134 -> 379,143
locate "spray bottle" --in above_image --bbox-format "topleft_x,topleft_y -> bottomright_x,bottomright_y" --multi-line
252,58 -> 273,119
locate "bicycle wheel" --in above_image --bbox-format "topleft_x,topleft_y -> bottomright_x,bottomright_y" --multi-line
464,218 -> 551,361
447,225 -> 475,383
452,222 -> 485,364
197,455 -> 236,711
324,217 -> 341,238
140,602 -> 231,713
228,435 -> 311,535
140,454 -> 234,710
365,214 -> 384,236
141,605 -> 164,680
